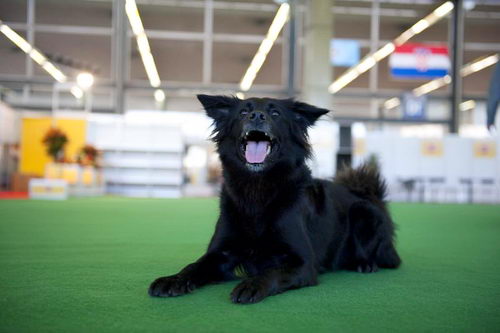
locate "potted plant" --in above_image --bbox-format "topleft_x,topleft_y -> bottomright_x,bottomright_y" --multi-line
42,127 -> 68,163
77,144 -> 100,167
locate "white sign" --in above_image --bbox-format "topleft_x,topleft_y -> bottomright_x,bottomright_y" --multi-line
29,179 -> 68,200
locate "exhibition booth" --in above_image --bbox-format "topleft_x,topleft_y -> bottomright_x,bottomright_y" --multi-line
1,100 -> 499,203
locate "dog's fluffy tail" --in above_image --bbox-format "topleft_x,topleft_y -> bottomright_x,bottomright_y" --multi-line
334,162 -> 387,203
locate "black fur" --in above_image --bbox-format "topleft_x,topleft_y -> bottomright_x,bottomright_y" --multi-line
149,95 -> 401,304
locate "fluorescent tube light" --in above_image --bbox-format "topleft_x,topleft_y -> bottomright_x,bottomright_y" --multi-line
0,24 -> 32,53
71,86 -> 84,99
29,49 -> 47,65
412,75 -> 451,96
384,97 -> 401,110
461,54 -> 499,76
0,21 -> 67,83
459,100 -> 475,111
125,0 -> 162,90
239,3 -> 290,92
42,62 -> 67,83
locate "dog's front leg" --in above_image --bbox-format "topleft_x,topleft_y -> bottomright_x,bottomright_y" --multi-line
230,208 -> 318,304
230,262 -> 317,304
149,251 -> 236,297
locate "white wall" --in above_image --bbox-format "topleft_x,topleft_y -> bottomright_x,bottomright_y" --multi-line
353,131 -> 500,203
0,102 -> 19,144
308,119 -> 338,179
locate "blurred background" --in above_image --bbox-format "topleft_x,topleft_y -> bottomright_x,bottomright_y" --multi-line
0,0 -> 499,203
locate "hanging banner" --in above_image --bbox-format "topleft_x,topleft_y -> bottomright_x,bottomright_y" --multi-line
389,43 -> 450,79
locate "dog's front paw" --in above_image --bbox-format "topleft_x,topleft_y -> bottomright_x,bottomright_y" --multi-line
231,278 -> 270,304
148,275 -> 195,297
356,262 -> 379,273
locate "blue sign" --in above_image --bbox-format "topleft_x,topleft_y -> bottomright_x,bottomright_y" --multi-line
402,92 -> 427,120
330,39 -> 360,67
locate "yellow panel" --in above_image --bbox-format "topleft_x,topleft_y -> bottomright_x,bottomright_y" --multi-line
56,119 -> 87,166
20,118 -> 52,176
32,186 -> 66,194
20,118 -> 87,176
473,141 -> 496,158
62,166 -> 79,185
420,140 -> 444,157
45,163 -> 62,179
82,167 -> 95,185
353,138 -> 366,156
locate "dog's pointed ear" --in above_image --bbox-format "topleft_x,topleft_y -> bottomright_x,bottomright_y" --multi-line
197,94 -> 236,122
293,101 -> 330,127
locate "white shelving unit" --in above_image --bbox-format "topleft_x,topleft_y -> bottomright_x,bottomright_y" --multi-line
87,113 -> 184,198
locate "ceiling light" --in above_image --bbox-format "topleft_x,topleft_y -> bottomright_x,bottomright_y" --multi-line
71,86 -> 84,99
76,72 -> 95,90
0,23 -> 32,53
141,52 -> 161,87
357,56 -> 376,74
125,0 -> 145,35
154,89 -> 165,102
29,49 -> 47,65
433,1 -> 455,18
461,54 -> 499,76
373,43 -> 395,61
328,69 -> 359,94
136,33 -> 150,53
410,19 -> 430,35
0,21 -> 67,83
125,0 -> 162,90
384,97 -> 401,110
412,75 -> 450,96
239,3 -> 290,92
42,62 -> 66,83
459,100 -> 475,112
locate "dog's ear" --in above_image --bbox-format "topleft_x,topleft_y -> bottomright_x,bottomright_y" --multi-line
197,94 -> 236,122
293,101 -> 330,127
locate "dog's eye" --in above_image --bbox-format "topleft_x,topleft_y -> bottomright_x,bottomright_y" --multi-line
271,110 -> 280,117
240,109 -> 249,116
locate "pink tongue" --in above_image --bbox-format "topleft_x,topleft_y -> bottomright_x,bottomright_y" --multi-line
245,141 -> 269,164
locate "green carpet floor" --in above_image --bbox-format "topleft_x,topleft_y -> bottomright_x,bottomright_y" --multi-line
0,197 -> 499,332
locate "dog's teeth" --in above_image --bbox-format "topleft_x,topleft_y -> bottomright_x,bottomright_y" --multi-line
266,145 -> 271,154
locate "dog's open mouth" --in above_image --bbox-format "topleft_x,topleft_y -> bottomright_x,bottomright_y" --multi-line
241,130 -> 274,169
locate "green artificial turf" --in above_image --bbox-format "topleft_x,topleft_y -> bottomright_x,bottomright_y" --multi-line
0,197 -> 499,332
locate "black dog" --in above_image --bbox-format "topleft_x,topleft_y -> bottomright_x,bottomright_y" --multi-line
149,95 -> 401,304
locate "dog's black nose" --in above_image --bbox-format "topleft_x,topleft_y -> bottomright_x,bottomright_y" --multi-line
249,111 -> 266,121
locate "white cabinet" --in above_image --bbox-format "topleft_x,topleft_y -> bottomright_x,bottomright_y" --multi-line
87,114 -> 184,198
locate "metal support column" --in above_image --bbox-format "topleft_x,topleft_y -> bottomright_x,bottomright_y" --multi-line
302,0 -> 333,108
450,0 -> 464,133
286,0 -> 296,98
23,0 -> 35,101
369,0 -> 381,125
203,0 -> 214,85
113,0 -> 127,114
